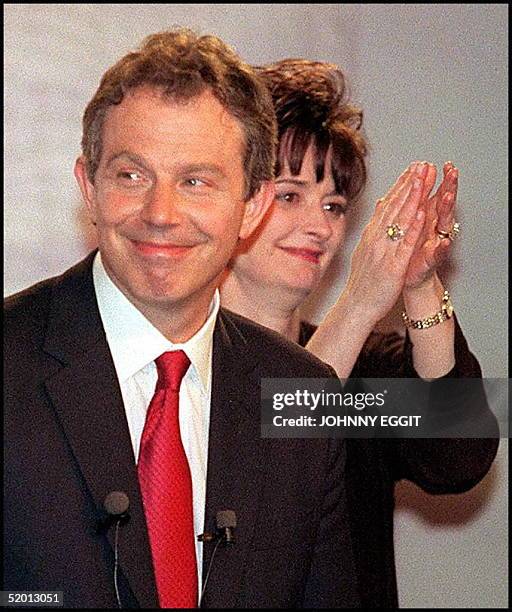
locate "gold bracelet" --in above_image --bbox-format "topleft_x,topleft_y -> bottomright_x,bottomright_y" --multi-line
401,290 -> 454,330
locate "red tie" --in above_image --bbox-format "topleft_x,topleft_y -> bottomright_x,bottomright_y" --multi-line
138,351 -> 198,608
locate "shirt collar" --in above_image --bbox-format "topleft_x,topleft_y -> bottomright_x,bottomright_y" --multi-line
92,251 -> 219,393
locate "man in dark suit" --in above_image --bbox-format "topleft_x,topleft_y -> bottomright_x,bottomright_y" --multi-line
4,29 -> 359,608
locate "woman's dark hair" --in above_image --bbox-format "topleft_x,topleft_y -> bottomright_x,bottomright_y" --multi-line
256,59 -> 367,203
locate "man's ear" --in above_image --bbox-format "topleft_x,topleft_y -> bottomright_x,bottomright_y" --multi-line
239,181 -> 275,240
74,156 -> 98,223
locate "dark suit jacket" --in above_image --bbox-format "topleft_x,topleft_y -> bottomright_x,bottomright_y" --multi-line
299,321 -> 499,608
3,253 -> 359,609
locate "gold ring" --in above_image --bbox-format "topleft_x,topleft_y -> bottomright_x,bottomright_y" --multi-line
437,221 -> 460,241
386,224 -> 405,241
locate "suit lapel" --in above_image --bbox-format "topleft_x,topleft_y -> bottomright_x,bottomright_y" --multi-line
42,254 -> 158,609
42,257 -> 266,608
201,311 -> 265,608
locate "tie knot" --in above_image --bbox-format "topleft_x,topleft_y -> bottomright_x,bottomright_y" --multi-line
155,351 -> 191,391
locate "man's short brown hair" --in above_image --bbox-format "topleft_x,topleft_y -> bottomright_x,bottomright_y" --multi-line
81,28 -> 277,199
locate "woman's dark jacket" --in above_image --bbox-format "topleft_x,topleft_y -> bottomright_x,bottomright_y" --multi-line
299,318 -> 499,608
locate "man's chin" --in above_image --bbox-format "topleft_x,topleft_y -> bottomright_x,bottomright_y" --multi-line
131,286 -> 190,307
130,279 -> 218,311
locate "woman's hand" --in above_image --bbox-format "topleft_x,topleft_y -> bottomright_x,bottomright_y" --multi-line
342,162 -> 427,326
403,162 -> 458,290
307,161 -> 456,379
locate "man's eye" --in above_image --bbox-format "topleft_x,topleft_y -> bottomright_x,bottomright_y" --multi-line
323,202 -> 347,217
185,178 -> 206,187
117,171 -> 143,182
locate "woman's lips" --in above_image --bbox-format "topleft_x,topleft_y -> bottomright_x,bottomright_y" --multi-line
279,246 -> 322,264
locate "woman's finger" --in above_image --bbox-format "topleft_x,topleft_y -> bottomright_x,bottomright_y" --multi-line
443,160 -> 454,177
382,162 -> 417,202
377,163 -> 426,227
393,174 -> 425,230
395,208 -> 426,257
375,162 -> 418,224
421,163 -> 437,203
436,168 -> 458,233
436,192 -> 455,231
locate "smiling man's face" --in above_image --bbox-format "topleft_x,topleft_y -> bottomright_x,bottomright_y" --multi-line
75,86 -> 272,334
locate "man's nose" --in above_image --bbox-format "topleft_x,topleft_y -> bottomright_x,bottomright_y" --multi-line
140,181 -> 185,226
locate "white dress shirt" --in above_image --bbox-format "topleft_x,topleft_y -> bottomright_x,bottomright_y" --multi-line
92,251 -> 218,594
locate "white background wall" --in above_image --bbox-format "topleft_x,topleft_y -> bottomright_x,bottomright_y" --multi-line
4,4 -> 508,607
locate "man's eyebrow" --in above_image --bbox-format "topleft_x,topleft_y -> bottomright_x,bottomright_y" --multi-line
178,163 -> 227,179
104,154 -> 227,179
105,151 -> 149,169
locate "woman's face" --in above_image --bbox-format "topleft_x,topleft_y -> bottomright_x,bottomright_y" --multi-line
232,142 -> 348,296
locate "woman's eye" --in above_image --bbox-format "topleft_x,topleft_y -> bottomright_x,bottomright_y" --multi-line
323,202 -> 347,217
276,192 -> 299,204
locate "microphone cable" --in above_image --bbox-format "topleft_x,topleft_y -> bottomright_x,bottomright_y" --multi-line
113,519 -> 123,609
198,510 -> 237,606
102,491 -> 130,609
198,537 -> 223,607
